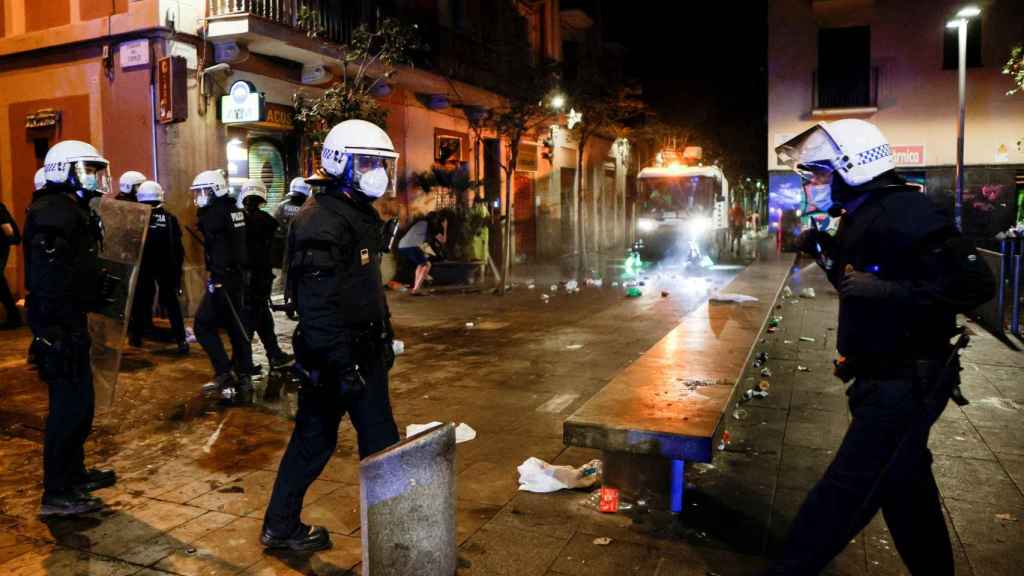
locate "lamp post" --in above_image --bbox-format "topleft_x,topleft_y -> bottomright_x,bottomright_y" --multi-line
947,5 -> 981,231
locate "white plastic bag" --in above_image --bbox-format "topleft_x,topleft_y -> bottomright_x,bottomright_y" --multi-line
392,340 -> 405,355
516,457 -> 602,493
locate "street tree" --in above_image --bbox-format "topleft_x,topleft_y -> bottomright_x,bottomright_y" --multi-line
566,64 -> 647,278
488,59 -> 559,294
292,18 -> 421,170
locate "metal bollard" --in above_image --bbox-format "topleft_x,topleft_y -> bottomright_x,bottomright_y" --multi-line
360,423 -> 456,576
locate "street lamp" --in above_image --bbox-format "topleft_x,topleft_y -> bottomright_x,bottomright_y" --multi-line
550,93 -> 566,110
947,5 -> 981,231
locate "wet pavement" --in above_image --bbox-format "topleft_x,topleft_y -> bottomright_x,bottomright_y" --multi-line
1,247 -> 1022,575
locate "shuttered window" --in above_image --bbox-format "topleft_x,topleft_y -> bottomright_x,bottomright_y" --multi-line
248,140 -> 286,211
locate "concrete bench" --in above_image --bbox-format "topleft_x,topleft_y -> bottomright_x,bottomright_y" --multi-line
563,254 -> 794,512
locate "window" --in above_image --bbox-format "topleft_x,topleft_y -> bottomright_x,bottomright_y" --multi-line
943,18 -> 982,69
817,26 -> 872,109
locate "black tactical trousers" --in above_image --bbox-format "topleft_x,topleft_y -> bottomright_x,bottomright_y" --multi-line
129,268 -> 186,344
245,274 -> 282,358
262,349 -> 399,535
40,334 -> 93,495
0,248 -> 18,324
773,376 -> 953,575
194,280 -> 253,377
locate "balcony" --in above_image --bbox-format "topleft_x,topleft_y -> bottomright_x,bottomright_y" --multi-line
811,66 -> 879,117
206,0 -> 372,65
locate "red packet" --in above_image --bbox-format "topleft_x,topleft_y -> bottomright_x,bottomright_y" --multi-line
598,487 -> 620,513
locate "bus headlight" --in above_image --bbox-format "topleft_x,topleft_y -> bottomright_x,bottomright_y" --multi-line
687,215 -> 711,237
638,218 -> 657,233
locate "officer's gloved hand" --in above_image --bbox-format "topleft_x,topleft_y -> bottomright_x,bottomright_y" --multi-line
840,270 -> 898,300
796,229 -> 831,258
338,365 -> 367,399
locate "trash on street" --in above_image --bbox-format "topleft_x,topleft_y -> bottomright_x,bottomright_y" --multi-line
797,365 -> 811,372
593,537 -> 613,546
799,287 -> 816,299
800,336 -> 816,342
406,422 -> 477,444
517,457 -> 602,493
782,286 -> 794,298
392,340 -> 405,355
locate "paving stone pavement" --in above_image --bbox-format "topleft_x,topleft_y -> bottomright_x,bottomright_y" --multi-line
0,257 -> 1021,575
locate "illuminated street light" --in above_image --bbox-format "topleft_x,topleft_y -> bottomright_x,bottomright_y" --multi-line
946,4 -> 982,231
550,94 -> 566,110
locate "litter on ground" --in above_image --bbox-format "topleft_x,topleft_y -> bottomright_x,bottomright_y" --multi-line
517,457 -> 602,493
710,292 -> 759,304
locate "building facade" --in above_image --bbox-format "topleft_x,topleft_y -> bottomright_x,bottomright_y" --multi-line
0,0 -> 632,310
768,0 -> 1024,238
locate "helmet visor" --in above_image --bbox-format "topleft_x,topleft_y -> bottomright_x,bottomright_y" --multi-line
352,154 -> 397,198
74,161 -> 111,195
191,185 -> 216,208
775,125 -> 842,181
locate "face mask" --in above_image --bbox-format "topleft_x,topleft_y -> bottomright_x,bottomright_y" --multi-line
358,167 -> 389,199
81,173 -> 98,191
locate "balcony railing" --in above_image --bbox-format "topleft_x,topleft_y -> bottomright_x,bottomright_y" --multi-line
812,66 -> 879,111
208,0 -> 368,46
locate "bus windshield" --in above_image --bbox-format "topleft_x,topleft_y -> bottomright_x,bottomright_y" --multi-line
639,176 -> 720,218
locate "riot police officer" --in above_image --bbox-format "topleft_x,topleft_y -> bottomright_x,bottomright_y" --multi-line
261,120 -> 401,551
273,176 -> 311,234
190,170 -> 255,400
128,181 -> 188,353
771,120 -> 995,575
238,179 -> 292,369
25,140 -> 118,516
117,171 -> 147,202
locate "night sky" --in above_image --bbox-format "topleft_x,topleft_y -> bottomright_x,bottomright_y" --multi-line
601,1 -> 768,179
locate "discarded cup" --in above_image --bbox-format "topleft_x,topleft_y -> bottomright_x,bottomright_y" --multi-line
392,340 -> 405,356
782,286 -> 794,299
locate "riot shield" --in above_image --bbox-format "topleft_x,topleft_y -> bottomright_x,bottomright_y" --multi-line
87,198 -> 151,410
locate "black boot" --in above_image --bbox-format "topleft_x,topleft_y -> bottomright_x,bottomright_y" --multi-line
40,489 -> 104,517
260,523 -> 332,552
202,372 -> 237,397
73,468 -> 117,492
268,352 -> 294,369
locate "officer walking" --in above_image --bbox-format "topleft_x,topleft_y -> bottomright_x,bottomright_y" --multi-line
771,119 -> 995,575
25,140 -> 118,516
190,170 -> 255,400
0,195 -> 21,329
238,179 -> 292,370
116,171 -> 147,202
260,120 -> 401,551
128,181 -> 188,353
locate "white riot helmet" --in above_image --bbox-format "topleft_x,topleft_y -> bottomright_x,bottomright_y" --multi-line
119,171 -> 147,198
137,180 -> 164,204
239,179 -> 268,208
319,119 -> 399,200
288,176 -> 311,198
190,170 -> 229,208
33,168 -> 47,192
775,119 -> 895,187
43,140 -> 111,199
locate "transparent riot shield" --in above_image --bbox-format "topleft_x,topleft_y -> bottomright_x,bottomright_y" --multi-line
87,198 -> 151,410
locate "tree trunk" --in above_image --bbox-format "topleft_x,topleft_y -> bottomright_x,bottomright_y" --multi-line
500,143 -> 520,296
575,134 -> 588,281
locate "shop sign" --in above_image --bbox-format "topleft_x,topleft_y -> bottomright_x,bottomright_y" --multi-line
517,143 -> 538,172
892,145 -> 925,166
157,56 -> 188,125
264,104 -> 294,130
221,80 -> 266,124
119,39 -> 149,69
